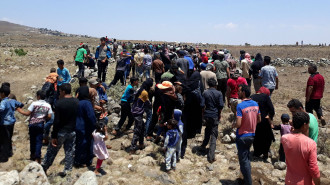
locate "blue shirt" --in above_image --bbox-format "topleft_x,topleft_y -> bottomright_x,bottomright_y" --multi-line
184,56 -> 194,70
96,86 -> 108,102
259,65 -> 278,90
143,54 -> 152,66
57,68 -> 71,86
124,53 -> 132,65
174,109 -> 183,134
121,84 -> 134,103
0,97 -> 24,125
164,129 -> 179,148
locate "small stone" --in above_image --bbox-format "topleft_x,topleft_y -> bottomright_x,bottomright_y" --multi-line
206,164 -> 214,171
317,154 -> 328,163
228,165 -> 236,170
222,135 -> 231,143
120,139 -> 131,150
30,85 -> 37,90
74,171 -> 97,185
138,156 -> 156,166
271,169 -> 285,178
274,161 -> 286,170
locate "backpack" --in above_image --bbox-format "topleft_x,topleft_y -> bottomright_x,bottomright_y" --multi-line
41,82 -> 55,105
116,57 -> 127,71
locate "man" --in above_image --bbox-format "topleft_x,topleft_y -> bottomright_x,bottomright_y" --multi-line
200,78 -> 224,163
112,77 -> 139,136
226,70 -> 247,115
134,50 -> 145,81
152,52 -> 165,84
95,37 -> 112,82
305,63 -> 326,126
258,56 -> 278,95
281,112 -> 320,185
200,64 -> 217,90
249,53 -> 264,92
214,52 -> 230,102
121,49 -> 133,80
176,50 -> 189,79
109,53 -> 128,87
184,49 -> 195,76
287,99 -> 319,143
42,84 -> 79,176
73,44 -> 87,78
241,53 -> 252,87
143,49 -> 152,79
56,60 -> 71,99
112,39 -> 118,60
233,84 -> 261,185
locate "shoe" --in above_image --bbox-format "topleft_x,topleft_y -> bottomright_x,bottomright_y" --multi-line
321,118 -> 326,126
111,130 -> 117,136
106,145 -> 112,149
138,144 -> 145,150
208,158 -> 217,163
58,171 -> 67,177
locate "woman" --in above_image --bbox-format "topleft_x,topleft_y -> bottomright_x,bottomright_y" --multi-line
249,53 -> 264,92
250,87 -> 275,160
74,86 -> 97,167
181,71 -> 204,158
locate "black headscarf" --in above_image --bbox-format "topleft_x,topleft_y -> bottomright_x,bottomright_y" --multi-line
134,78 -> 153,101
255,53 -> 263,62
77,86 -> 90,101
186,71 -> 201,91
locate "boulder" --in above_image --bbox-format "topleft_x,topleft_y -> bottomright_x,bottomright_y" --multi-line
138,156 -> 156,166
19,162 -> 49,185
222,135 -> 231,143
0,170 -> 20,185
274,161 -> 286,170
74,171 -> 97,185
121,139 -> 131,150
317,154 -> 328,163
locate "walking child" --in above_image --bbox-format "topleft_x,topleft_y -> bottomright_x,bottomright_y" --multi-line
163,119 -> 180,172
92,122 -> 109,176
174,109 -> 183,162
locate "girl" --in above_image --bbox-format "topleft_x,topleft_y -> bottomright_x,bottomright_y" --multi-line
92,123 -> 109,176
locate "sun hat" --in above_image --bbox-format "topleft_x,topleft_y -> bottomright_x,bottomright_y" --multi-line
156,81 -> 173,89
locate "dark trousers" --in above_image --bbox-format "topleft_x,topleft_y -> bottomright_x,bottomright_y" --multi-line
269,89 -> 274,96
131,116 -> 145,150
279,143 -> 285,162
236,136 -> 254,185
306,99 -> 323,119
132,64 -> 136,77
147,102 -> 161,137
115,101 -> 134,131
201,117 -> 219,161
0,124 -> 14,161
155,72 -> 163,84
97,60 -> 108,82
76,61 -> 85,78
217,78 -> 227,103
109,70 -> 125,87
74,131 -> 94,166
246,78 -> 251,87
29,123 -> 44,159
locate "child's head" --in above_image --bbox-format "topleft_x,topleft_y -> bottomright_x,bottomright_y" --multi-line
173,109 -> 182,121
79,77 -> 88,86
175,85 -> 182,94
1,82 -> 10,88
50,68 -> 56,73
95,121 -> 106,134
166,119 -> 178,130
0,86 -> 10,98
96,78 -> 102,87
130,77 -> 139,86
57,59 -> 64,69
36,90 -> 46,100
281,114 -> 290,124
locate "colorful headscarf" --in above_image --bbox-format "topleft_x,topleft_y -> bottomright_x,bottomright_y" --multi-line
245,53 -> 253,64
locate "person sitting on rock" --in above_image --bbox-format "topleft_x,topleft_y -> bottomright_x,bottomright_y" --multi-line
163,119 -> 180,173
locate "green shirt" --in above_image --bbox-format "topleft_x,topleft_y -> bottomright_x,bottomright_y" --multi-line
308,113 -> 319,143
75,48 -> 87,63
161,71 -> 174,80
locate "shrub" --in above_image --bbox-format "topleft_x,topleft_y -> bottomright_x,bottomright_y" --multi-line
14,48 -> 28,56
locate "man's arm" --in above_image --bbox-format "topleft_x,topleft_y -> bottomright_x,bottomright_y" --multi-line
226,67 -> 230,79
306,86 -> 313,102
257,114 -> 261,123
226,87 -> 231,108
275,77 -> 279,90
233,117 -> 242,128
16,107 -> 31,116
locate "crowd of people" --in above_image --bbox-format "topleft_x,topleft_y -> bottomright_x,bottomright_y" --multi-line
0,37 -> 326,185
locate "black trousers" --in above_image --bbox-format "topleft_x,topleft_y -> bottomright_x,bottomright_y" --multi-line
131,116 -> 145,150
115,101 -> 134,131
109,70 -> 125,87
0,124 -> 14,161
217,78 -> 227,103
201,117 -> 219,161
76,61 -> 85,78
97,60 -> 108,82
147,101 -> 161,137
306,99 -> 323,119
279,143 -> 285,162
246,78 -> 251,87
155,72 -> 163,84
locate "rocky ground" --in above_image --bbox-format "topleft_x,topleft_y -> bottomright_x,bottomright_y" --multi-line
0,22 -> 330,184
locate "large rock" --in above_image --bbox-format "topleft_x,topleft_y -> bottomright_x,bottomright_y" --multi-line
138,156 -> 156,166
19,162 -> 49,185
74,171 -> 97,185
0,170 -> 20,185
274,161 -> 286,170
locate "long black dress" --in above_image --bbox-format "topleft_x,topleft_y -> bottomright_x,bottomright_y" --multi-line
250,93 -> 275,158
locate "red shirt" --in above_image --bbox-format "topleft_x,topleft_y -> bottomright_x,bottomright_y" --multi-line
281,133 -> 320,185
306,73 -> 325,99
227,77 -> 248,98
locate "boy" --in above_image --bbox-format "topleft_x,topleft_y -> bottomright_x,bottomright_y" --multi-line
17,90 -> 52,163
271,114 -> 292,162
174,109 -> 183,162
57,59 -> 71,98
163,119 -> 180,172
0,86 -> 24,162
95,78 -> 108,119
112,77 -> 139,136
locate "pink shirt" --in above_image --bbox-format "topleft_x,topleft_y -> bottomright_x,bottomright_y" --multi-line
281,133 -> 320,185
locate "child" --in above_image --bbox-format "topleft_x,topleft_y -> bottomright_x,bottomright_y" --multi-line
0,86 -> 24,162
271,113 -> 292,162
56,60 -> 71,98
174,84 -> 184,110
17,90 -> 52,163
163,119 -> 179,172
92,122 -> 109,176
130,90 -> 151,154
95,78 -> 108,119
174,109 -> 183,162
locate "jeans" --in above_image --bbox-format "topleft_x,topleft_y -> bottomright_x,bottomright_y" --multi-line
44,113 -> 54,139
42,131 -> 76,172
306,99 -> 323,119
76,61 -> 85,78
109,70 -> 125,87
0,124 -> 14,161
131,116 -> 144,150
136,65 -> 144,79
236,136 -> 254,185
176,135 -> 182,160
217,78 -> 227,103
201,117 -> 219,161
144,65 -> 151,79
97,60 -> 108,82
145,107 -> 152,136
165,147 -> 176,170
147,102 -> 161,137
29,122 -> 44,159
125,64 -> 131,79
115,101 -> 134,131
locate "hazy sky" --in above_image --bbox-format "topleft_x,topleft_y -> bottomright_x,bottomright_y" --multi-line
1,0 -> 330,45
